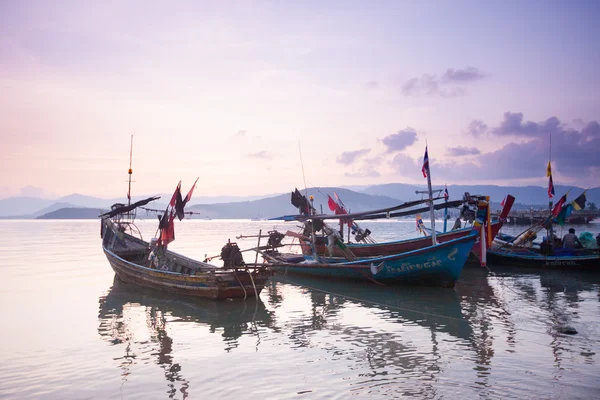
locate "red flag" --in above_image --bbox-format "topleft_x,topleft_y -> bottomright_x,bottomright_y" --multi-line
327,195 -> 337,212
169,181 -> 182,207
159,214 -> 175,245
184,178 -> 199,204
422,146 -> 429,178
552,194 -> 566,217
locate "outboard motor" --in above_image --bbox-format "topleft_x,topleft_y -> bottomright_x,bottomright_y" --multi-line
221,242 -> 245,268
267,231 -> 285,249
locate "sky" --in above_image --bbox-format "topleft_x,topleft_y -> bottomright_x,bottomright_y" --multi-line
1,0 -> 599,199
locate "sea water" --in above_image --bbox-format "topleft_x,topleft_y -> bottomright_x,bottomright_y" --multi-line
1,219 -> 599,399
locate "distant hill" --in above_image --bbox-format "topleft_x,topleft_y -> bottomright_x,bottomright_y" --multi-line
36,207 -> 103,219
4,183 -> 599,220
187,187 -> 401,219
0,197 -> 56,217
31,188 -> 402,220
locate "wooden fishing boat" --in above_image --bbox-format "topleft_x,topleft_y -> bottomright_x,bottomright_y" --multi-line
294,195 -> 515,259
264,231 -> 478,288
102,215 -> 271,299
482,143 -> 600,270
100,139 -> 271,299
486,247 -> 600,269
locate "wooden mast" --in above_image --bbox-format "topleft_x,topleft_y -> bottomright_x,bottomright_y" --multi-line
548,133 -> 553,246
425,145 -> 437,246
127,134 -> 134,206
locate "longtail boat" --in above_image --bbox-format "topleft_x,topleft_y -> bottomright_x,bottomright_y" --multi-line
486,247 -> 599,269
483,143 -> 600,270
101,215 -> 271,299
100,138 -> 271,299
290,194 -> 515,259
263,230 -> 478,288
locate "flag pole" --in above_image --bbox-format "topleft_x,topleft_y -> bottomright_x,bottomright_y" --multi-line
425,144 -> 437,246
548,133 -> 553,245
443,184 -> 448,233
127,134 -> 134,206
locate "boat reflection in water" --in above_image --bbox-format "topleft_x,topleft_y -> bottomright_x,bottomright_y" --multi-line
98,277 -> 274,397
271,274 -> 474,342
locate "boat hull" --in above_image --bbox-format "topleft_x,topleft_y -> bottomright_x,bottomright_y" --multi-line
301,222 -> 503,258
486,249 -> 600,270
271,233 -> 477,288
101,218 -> 271,300
104,248 -> 270,299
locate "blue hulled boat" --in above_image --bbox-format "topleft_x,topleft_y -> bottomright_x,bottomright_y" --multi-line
266,231 -> 478,288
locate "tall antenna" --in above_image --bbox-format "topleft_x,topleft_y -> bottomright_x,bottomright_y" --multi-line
127,134 -> 134,206
298,141 -> 308,197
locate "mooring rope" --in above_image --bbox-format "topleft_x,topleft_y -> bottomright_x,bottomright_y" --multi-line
233,271 -> 247,300
247,270 -> 258,298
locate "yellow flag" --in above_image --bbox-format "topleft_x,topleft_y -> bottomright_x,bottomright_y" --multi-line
546,161 -> 552,177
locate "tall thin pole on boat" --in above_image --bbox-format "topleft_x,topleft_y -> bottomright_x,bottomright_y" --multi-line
443,184 -> 448,233
425,143 -> 437,245
547,133 -> 553,245
127,134 -> 134,206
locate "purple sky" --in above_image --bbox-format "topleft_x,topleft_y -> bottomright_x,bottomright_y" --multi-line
1,1 -> 599,198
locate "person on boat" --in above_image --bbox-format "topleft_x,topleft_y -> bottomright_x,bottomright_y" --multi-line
562,228 -> 582,249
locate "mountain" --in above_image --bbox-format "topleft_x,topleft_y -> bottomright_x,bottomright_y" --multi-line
36,207 -> 103,219
4,184 -> 599,220
187,187 -> 402,219
0,197 -> 56,217
361,184 -> 600,207
31,188 -> 402,219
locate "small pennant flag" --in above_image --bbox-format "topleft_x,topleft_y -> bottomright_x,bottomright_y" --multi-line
546,160 -> 552,177
422,146 -> 429,178
548,175 -> 555,199
552,194 -> 567,217
572,191 -> 587,211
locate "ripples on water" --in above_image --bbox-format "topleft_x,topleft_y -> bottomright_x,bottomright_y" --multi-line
0,220 -> 599,399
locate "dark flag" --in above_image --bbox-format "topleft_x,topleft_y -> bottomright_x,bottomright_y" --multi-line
572,191 -> 586,211
175,178 -> 199,221
552,194 -> 567,217
175,188 -> 185,220
291,188 -> 310,214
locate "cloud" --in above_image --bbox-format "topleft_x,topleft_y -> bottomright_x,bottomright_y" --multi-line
447,146 -> 481,156
366,81 -> 378,89
246,151 -> 273,160
440,113 -> 600,182
235,130 -> 247,137
390,153 -> 419,174
336,148 -> 371,165
381,128 -> 417,153
465,120 -> 488,136
441,67 -> 485,83
401,67 -> 485,98
492,112 -> 562,137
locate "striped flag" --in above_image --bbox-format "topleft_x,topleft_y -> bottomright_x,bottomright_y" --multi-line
422,146 -> 429,178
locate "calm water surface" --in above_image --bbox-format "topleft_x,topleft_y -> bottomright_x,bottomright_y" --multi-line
1,220 -> 599,399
